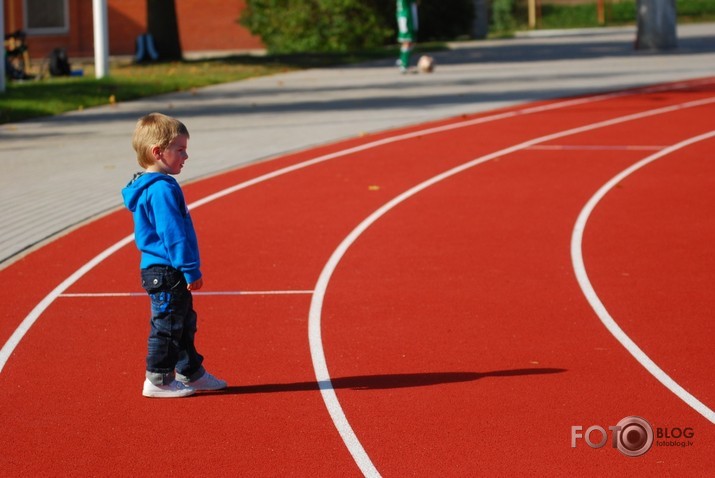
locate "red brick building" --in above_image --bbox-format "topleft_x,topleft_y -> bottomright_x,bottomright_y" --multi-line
3,0 -> 263,61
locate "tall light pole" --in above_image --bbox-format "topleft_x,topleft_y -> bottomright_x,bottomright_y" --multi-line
92,0 -> 109,78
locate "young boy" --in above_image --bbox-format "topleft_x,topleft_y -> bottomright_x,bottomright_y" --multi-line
122,112 -> 227,398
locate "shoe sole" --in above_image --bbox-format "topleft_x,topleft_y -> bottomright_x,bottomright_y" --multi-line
142,388 -> 196,398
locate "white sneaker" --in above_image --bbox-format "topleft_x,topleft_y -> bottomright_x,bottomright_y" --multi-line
177,371 -> 227,391
142,378 -> 195,398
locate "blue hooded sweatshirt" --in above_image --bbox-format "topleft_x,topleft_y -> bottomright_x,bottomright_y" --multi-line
122,172 -> 201,284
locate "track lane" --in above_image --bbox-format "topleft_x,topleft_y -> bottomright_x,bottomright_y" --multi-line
317,87 -> 715,475
0,79 -> 713,476
579,134 -> 715,412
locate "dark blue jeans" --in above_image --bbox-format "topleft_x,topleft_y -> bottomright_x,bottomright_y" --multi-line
141,266 -> 204,385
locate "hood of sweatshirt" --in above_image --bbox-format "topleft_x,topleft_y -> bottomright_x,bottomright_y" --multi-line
122,172 -> 174,212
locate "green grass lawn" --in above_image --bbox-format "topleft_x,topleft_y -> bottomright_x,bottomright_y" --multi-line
0,49 -> 405,125
511,0 -> 715,33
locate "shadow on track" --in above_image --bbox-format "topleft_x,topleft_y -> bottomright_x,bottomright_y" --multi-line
201,368 -> 567,395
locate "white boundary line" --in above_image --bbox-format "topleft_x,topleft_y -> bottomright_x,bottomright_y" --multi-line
571,130 -> 715,424
156,79 -> 715,211
59,290 -> 313,297
0,236 -> 135,373
0,83 -> 713,476
308,95 -> 715,476
527,144 -> 665,151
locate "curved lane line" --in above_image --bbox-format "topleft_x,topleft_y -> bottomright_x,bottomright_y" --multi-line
308,96 -> 715,475
571,130 -> 715,424
0,88 -> 634,375
0,236 -> 135,374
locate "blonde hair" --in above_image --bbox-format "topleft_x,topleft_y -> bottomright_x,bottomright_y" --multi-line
132,112 -> 190,168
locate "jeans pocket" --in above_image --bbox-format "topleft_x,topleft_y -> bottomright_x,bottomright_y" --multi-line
167,269 -> 185,291
141,269 -> 166,294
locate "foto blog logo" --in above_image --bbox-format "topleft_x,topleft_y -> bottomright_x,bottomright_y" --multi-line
571,416 -> 654,457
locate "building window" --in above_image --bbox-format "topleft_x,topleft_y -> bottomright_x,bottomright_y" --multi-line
24,0 -> 69,34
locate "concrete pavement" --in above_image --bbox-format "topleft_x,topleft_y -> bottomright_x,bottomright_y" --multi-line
1,23 -> 714,266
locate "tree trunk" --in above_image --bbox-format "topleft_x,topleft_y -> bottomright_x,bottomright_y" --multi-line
146,0 -> 183,61
635,0 -> 677,50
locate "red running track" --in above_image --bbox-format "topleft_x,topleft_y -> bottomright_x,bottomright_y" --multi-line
0,78 -> 713,477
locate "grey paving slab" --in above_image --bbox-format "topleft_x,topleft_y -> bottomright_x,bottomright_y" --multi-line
1,23 -> 714,266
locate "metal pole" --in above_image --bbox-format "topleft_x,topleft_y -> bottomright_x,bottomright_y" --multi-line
1,0 -> 6,93
92,0 -> 109,78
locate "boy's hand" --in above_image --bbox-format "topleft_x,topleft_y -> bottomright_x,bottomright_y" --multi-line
187,278 -> 203,291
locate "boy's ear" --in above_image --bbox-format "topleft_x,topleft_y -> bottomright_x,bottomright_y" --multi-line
150,145 -> 163,161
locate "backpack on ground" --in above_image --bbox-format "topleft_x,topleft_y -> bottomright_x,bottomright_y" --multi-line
49,48 -> 71,76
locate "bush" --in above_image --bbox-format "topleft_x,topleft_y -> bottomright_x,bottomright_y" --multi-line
674,0 -> 715,18
532,0 -> 715,31
241,0 -> 715,52
240,0 -> 392,53
538,3 -> 602,29
241,0 -> 475,53
492,0 -> 517,32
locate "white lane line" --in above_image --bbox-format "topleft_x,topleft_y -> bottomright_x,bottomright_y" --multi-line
308,95 -> 715,476
181,79 -> 715,211
59,290 -> 313,297
182,93 -> 630,211
528,145 -> 665,151
0,235 -> 135,372
60,293 -> 146,297
571,130 -> 715,424
0,86 -> 634,375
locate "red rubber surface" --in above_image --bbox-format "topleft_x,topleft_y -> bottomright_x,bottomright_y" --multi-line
1,79 -> 713,476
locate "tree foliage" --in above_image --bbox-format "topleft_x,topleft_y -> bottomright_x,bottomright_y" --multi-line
491,0 -> 517,33
240,0 -> 475,53
240,0 -> 393,53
